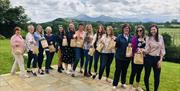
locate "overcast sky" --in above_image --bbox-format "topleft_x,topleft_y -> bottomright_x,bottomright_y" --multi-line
10,0 -> 180,23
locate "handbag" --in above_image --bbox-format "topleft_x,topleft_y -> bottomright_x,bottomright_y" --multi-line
40,39 -> 48,48
70,39 -> 76,47
96,43 -> 104,52
108,40 -> 116,50
62,38 -> 68,46
134,52 -> 144,64
14,47 -> 22,55
88,48 -> 95,56
126,46 -> 132,57
32,46 -> 39,55
76,39 -> 84,48
49,45 -> 56,53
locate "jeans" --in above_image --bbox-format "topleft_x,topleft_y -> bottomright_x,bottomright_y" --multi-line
73,48 -> 84,71
98,53 -> 114,79
84,50 -> 93,74
93,50 -> 101,73
11,52 -> 25,76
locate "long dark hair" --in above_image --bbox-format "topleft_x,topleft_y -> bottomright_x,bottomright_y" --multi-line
148,24 -> 159,42
97,24 -> 105,35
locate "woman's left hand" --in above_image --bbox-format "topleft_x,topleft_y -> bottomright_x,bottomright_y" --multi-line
157,60 -> 162,68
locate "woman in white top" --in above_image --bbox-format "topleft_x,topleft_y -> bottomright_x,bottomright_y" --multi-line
98,26 -> 116,81
92,24 -> 105,79
26,25 -> 38,76
143,24 -> 165,91
83,24 -> 94,77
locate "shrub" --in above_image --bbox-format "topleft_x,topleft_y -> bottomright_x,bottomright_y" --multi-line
162,33 -> 180,63
0,34 -> 6,40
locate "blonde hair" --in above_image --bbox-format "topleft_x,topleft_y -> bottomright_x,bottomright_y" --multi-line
106,26 -> 114,36
28,25 -> 34,31
45,26 -> 52,33
85,24 -> 93,34
36,25 -> 43,34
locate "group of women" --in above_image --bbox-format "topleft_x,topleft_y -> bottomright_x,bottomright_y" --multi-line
10,22 -> 165,91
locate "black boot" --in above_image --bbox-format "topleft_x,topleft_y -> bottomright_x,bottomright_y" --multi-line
57,67 -> 62,73
45,69 -> 49,74
60,64 -> 64,70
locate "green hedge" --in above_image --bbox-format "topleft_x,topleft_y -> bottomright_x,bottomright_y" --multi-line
162,33 -> 180,63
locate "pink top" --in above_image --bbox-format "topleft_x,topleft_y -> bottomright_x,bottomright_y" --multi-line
10,34 -> 26,53
74,30 -> 85,40
145,35 -> 166,57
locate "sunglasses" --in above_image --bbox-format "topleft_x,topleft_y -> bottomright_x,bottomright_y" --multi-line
137,30 -> 143,32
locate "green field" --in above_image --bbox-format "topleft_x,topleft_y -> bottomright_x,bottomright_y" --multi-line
159,28 -> 180,46
0,39 -> 180,91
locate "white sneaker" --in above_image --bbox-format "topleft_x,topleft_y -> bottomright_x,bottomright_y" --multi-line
66,70 -> 71,74
113,86 -> 117,89
137,87 -> 143,91
129,85 -> 133,91
121,84 -> 127,89
20,74 -> 30,78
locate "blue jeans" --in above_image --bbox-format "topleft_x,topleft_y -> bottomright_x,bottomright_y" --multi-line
93,50 -> 101,73
73,48 -> 84,71
98,53 -> 114,79
84,50 -> 93,74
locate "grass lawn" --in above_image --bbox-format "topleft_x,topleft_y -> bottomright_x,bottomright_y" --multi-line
0,39 -> 180,91
159,28 -> 180,46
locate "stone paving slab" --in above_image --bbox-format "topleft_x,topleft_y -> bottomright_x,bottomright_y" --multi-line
0,66 -> 136,91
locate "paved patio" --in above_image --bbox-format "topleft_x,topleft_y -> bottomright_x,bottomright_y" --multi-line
0,66 -> 134,91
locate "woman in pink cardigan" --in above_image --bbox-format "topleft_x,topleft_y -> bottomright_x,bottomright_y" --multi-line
10,27 -> 29,78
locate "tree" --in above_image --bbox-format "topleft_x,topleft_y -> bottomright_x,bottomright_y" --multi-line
0,0 -> 10,23
0,0 -> 30,38
164,21 -> 171,28
171,19 -> 178,24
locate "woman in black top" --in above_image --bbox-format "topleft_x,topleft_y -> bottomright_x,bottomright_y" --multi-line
44,26 -> 56,74
129,25 -> 146,91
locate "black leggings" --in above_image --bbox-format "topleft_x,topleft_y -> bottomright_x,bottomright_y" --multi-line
27,51 -> 38,68
113,58 -> 131,86
38,47 -> 44,69
45,51 -> 55,70
129,61 -> 143,84
144,55 -> 161,91
98,53 -> 114,79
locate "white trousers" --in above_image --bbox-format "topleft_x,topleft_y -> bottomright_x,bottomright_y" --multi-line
11,52 -> 25,76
